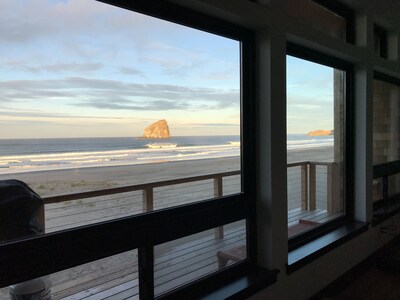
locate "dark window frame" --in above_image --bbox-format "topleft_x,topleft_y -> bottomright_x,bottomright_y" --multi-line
311,0 -> 355,43
287,43 -> 354,251
374,25 -> 388,59
372,72 -> 400,224
0,0 -> 259,297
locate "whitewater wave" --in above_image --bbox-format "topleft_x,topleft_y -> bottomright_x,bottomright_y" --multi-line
287,138 -> 333,150
0,143 -> 240,174
0,137 -> 332,174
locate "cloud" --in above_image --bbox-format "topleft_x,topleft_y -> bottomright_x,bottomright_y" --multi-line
0,77 -> 239,111
287,94 -> 332,105
36,62 -> 103,73
79,99 -> 189,111
0,109 -> 124,120
2,60 -> 103,74
0,0 -> 188,45
0,0 -> 140,43
291,104 -> 321,110
139,41 -> 208,77
119,67 -> 144,76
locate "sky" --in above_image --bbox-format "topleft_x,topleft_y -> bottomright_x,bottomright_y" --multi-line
287,55 -> 335,134
0,0 -> 334,139
0,0 -> 240,139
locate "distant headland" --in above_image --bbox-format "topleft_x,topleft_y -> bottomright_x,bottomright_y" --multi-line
307,129 -> 333,136
143,119 -> 171,139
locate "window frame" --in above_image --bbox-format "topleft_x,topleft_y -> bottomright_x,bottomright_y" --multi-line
374,24 -> 388,59
372,71 -> 400,222
0,0 -> 257,297
311,0 -> 355,43
286,43 -> 354,251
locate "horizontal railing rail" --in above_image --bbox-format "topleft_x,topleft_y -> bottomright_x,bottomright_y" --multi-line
287,161 -> 333,168
39,161 -> 337,235
373,160 -> 400,179
372,160 -> 400,206
42,170 -> 241,239
43,170 -> 241,204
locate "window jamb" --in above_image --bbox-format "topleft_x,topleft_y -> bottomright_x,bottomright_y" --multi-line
372,72 -> 400,224
287,43 -> 354,250
374,25 -> 388,59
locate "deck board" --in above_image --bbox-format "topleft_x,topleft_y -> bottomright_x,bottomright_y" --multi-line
44,207 -> 336,299
49,224 -> 245,299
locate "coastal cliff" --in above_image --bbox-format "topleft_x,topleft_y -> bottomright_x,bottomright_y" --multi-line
143,119 -> 171,138
307,129 -> 333,136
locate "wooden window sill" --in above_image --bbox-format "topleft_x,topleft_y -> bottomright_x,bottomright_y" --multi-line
159,265 -> 279,300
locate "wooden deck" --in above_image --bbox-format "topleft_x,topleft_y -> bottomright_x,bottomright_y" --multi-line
0,166 -> 341,299
288,208 -> 342,237
288,208 -> 341,227
46,222 -> 246,299
45,209 -> 337,299
0,208 -> 338,299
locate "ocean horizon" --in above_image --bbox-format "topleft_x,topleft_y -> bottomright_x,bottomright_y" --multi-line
0,135 -> 333,174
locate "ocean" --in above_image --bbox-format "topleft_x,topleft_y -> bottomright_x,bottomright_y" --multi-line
0,135 -> 333,174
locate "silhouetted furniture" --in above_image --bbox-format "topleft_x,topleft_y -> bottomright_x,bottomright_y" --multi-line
0,179 -> 44,242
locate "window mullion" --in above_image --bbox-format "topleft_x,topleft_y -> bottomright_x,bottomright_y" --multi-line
139,246 -> 154,299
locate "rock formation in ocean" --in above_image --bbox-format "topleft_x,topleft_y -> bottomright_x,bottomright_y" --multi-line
143,119 -> 171,138
307,129 -> 333,136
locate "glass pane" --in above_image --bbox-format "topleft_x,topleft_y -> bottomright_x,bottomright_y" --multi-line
287,55 -> 345,238
374,33 -> 382,56
0,0 -> 241,242
286,0 -> 346,41
374,26 -> 387,58
154,220 -> 246,296
388,174 -> 400,198
372,79 -> 400,165
0,249 -> 139,300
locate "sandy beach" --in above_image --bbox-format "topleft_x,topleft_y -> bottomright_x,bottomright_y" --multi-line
0,145 -> 333,198
0,156 -> 241,197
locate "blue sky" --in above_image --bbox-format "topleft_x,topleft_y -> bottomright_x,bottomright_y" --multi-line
0,0 -> 333,139
287,55 -> 334,134
0,0 -> 240,138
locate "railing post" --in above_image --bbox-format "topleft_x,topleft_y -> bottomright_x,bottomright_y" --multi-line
383,175 -> 389,212
309,163 -> 316,210
143,187 -> 153,212
301,163 -> 309,210
39,206 -> 45,233
214,176 -> 224,239
327,163 -> 334,213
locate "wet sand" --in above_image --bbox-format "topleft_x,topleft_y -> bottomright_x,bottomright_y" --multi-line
0,145 -> 333,197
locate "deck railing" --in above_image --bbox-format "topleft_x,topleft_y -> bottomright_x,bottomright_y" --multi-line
287,161 -> 337,213
39,161 -> 338,236
373,160 -> 400,208
42,170 -> 241,238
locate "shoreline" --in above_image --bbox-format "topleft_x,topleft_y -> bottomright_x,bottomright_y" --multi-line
0,157 -> 241,197
0,145 -> 333,197
0,144 -> 333,175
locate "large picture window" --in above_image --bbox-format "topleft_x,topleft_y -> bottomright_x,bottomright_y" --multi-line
286,44 -> 353,248
0,1 -> 256,298
0,0 -> 242,238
